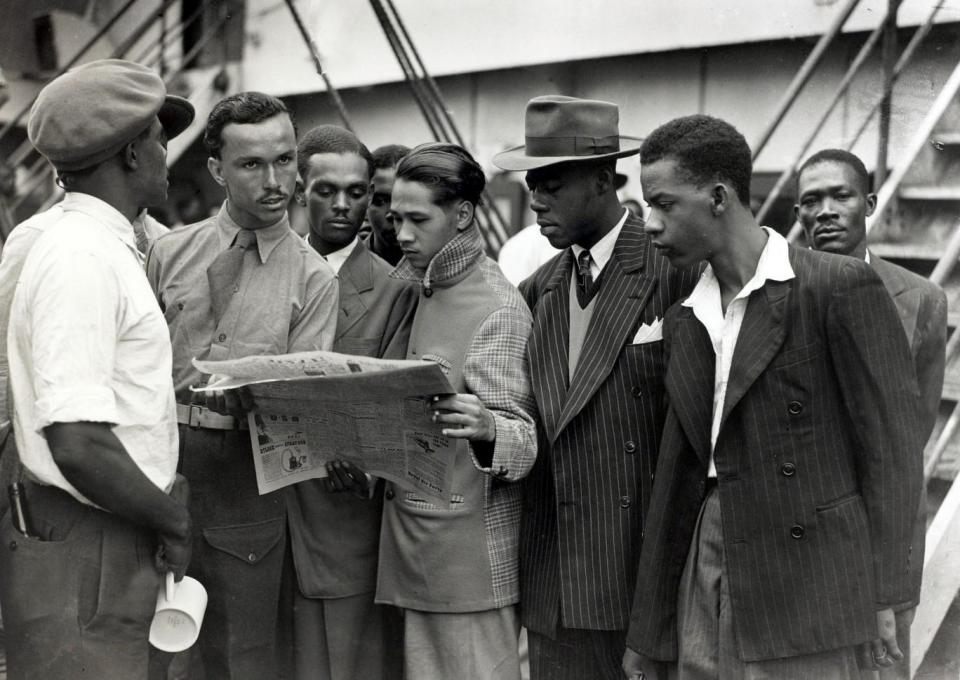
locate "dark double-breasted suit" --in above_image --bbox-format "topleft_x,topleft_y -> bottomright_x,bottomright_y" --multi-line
626,246 -> 923,663
519,214 -> 698,637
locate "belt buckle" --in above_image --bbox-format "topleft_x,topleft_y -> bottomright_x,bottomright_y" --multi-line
188,404 -> 204,429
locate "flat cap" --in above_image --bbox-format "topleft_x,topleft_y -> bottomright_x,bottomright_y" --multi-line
28,59 -> 194,172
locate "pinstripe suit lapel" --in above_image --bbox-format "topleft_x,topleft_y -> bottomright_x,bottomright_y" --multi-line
556,220 -> 656,437
719,279 -> 790,430
529,250 -> 574,441
665,307 -> 714,466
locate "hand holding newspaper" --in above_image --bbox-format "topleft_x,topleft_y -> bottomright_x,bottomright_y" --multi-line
192,350 -> 457,504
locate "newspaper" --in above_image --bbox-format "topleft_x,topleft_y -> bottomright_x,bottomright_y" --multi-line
192,351 -> 457,503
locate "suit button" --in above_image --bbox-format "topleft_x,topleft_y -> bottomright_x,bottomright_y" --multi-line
496,466 -> 509,477
619,495 -> 632,509
423,287 -> 433,298
385,488 -> 395,500
787,401 -> 803,415
631,386 -> 643,398
218,333 -> 227,342
781,462 -> 796,477
247,552 -> 257,563
790,524 -> 805,540
624,440 -> 637,454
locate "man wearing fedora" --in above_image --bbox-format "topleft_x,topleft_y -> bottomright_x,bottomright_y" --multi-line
493,95 -> 698,680
0,59 -> 194,679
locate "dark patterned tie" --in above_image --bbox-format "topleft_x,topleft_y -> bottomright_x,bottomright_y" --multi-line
576,249 -> 596,308
207,229 -> 257,324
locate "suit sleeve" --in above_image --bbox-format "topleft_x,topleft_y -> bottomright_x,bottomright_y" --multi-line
463,303 -> 538,481
915,284 -> 947,444
826,259 -> 923,607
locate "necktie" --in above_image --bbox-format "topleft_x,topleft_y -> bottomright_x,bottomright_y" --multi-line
576,249 -> 596,308
207,229 -> 257,324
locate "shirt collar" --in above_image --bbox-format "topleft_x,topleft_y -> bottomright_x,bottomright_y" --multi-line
683,227 -> 795,310
303,233 -> 358,276
571,208 -> 629,273
215,201 -> 291,264
60,192 -> 138,257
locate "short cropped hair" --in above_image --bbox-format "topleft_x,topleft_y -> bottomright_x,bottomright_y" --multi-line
797,148 -> 871,194
371,144 -> 411,171
296,124 -> 374,181
204,91 -> 293,159
396,142 -> 485,207
640,114 -> 752,206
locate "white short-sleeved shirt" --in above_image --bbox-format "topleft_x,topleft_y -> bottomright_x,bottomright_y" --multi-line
8,193 -> 178,506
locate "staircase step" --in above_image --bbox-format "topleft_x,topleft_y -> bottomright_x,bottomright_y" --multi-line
931,131 -> 960,146
899,186 -> 960,201
943,378 -> 960,402
868,242 -> 944,260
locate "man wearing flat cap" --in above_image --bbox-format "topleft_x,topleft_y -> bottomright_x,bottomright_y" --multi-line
0,58 -> 195,679
492,95 -> 698,680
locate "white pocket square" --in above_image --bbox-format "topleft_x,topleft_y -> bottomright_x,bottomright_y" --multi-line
630,318 -> 663,345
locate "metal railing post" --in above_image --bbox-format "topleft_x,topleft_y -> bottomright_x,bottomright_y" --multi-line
751,0 -> 861,161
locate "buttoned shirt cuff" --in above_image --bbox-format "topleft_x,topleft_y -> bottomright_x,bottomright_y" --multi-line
34,386 -> 117,432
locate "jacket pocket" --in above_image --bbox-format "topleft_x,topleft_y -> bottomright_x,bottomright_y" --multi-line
816,491 -> 860,512
203,517 -> 284,566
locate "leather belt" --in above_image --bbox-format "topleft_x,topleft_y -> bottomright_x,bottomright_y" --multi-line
176,404 -> 248,430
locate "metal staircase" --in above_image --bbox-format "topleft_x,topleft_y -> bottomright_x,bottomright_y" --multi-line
0,0 -> 240,238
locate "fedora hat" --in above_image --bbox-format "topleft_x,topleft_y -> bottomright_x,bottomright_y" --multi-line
493,95 -> 641,172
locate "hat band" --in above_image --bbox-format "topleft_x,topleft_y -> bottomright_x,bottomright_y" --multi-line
524,134 -> 620,157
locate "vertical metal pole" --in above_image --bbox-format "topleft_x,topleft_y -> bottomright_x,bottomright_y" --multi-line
876,0 -> 902,187
158,5 -> 168,77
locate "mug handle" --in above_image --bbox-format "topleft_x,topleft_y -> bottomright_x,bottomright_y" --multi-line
166,571 -> 176,603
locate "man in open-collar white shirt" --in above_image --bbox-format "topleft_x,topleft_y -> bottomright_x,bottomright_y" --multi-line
682,227 -> 795,476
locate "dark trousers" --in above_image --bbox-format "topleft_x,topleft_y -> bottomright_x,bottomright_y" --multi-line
0,481 -> 161,679
180,425 -> 293,680
528,625 -> 627,680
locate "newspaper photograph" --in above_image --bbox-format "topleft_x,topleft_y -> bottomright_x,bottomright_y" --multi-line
193,351 -> 457,503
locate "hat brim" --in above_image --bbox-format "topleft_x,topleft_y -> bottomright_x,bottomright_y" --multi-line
158,95 -> 195,140
493,135 -> 642,172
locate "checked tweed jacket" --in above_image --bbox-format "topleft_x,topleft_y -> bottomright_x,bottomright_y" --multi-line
376,227 -> 538,612
519,213 -> 698,636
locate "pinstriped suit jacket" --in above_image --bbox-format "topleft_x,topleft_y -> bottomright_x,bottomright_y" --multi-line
518,214 -> 698,635
626,246 -> 923,662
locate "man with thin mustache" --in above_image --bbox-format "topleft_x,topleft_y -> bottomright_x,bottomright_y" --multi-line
146,91 -> 338,679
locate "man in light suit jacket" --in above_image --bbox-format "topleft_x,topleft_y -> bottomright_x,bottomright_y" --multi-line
287,124 -> 416,680
796,148 -> 947,679
493,95 -> 698,680
623,115 -> 923,680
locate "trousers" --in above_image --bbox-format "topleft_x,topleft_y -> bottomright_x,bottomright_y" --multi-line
0,481 -> 161,679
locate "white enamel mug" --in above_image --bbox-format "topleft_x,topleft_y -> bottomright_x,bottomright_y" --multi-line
149,572 -> 208,652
